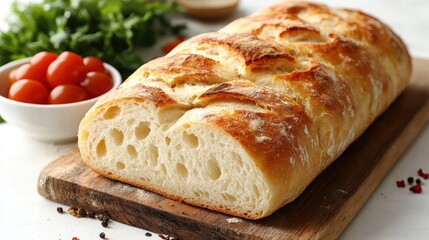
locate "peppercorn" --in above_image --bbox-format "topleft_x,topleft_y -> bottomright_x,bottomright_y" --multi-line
57,207 -> 63,213
102,220 -> 109,227
77,208 -> 87,217
99,232 -> 106,239
416,178 -> 422,185
407,177 -> 414,184
145,232 -> 152,237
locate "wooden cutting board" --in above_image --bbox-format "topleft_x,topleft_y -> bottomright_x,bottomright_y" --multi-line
38,58 -> 429,240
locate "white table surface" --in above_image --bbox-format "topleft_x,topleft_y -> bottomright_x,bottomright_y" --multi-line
1,0 -> 429,239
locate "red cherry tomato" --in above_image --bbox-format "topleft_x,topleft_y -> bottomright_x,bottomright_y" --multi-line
80,72 -> 113,98
47,51 -> 85,88
47,59 -> 84,88
57,51 -> 84,67
83,56 -> 105,73
30,51 -> 58,74
14,63 -> 45,83
162,35 -> 185,55
8,79 -> 49,104
8,68 -> 17,87
48,85 -> 89,104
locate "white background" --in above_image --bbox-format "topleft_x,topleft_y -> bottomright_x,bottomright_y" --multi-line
1,0 -> 429,239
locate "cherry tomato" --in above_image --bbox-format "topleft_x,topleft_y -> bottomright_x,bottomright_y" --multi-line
80,72 -> 113,98
48,85 -> 89,104
14,63 -> 45,83
47,59 -> 84,88
57,51 -> 84,67
47,51 -> 85,88
8,79 -> 49,104
162,35 -> 185,55
83,56 -> 105,73
8,68 -> 17,87
30,51 -> 58,74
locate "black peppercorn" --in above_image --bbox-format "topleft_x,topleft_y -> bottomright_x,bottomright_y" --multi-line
77,208 -> 87,217
99,232 -> 106,239
57,207 -> 64,213
101,220 -> 109,227
407,177 -> 414,184
416,178 -> 422,185
56,207 -> 63,213
145,232 -> 152,237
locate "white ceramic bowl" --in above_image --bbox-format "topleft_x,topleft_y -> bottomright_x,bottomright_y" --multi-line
0,57 -> 121,143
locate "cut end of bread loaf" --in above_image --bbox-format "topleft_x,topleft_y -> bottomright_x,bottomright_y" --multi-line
79,98 -> 275,219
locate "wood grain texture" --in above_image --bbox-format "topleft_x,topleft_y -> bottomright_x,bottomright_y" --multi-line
38,58 -> 429,240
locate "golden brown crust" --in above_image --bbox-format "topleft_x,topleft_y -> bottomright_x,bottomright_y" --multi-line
105,84 -> 178,108
226,13 -> 326,42
197,81 -> 321,183
137,54 -> 228,86
171,32 -> 298,73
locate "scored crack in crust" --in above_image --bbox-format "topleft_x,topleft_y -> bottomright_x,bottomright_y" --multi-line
78,1 -> 411,219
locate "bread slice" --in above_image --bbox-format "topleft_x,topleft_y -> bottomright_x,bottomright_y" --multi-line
78,1 -> 411,219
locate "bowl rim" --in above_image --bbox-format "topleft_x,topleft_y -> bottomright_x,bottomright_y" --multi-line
0,57 -> 122,108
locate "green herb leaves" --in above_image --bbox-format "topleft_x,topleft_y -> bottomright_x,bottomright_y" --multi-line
0,0 -> 185,78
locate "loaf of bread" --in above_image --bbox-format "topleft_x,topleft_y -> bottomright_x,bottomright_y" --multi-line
78,1 -> 411,219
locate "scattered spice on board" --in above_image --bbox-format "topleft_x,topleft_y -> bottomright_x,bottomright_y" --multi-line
158,234 -> 179,240
101,219 -> 109,228
68,207 -> 79,217
410,184 -> 422,193
396,180 -> 405,188
418,169 -> 429,179
56,206 -> 177,239
396,169 -> 428,193
57,207 -> 64,213
77,208 -> 87,217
